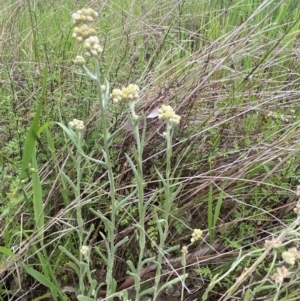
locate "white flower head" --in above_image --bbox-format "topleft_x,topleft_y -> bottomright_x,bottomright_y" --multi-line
282,250 -> 295,265
271,266 -> 288,284
72,8 -> 98,25
73,25 -> 97,43
71,8 -> 100,56
121,84 -> 139,103
69,119 -> 85,132
264,238 -> 282,249
181,245 -> 188,254
158,104 -> 181,126
110,88 -> 123,103
110,84 -> 139,104
288,247 -> 300,259
74,55 -> 86,66
297,185 -> 300,196
80,245 -> 90,257
294,203 -> 300,215
191,229 -> 202,243
83,36 -> 103,59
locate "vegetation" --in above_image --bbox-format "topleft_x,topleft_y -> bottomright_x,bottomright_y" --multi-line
1,0 -> 300,300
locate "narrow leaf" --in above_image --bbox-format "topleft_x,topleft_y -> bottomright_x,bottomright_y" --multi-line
31,147 -> 44,239
22,264 -> 57,291
20,67 -> 47,180
0,247 -> 16,257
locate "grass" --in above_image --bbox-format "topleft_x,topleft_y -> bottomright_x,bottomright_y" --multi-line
1,0 -> 300,300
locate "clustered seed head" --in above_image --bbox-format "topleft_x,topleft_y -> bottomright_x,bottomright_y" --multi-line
282,247 -> 300,265
264,238 -> 282,249
282,250 -> 295,265
69,119 -> 85,131
110,84 -> 140,104
271,266 -> 288,284
181,245 -> 188,254
296,185 -> 300,196
110,88 -> 122,103
80,245 -> 90,256
83,36 -> 103,59
73,25 -> 97,43
74,55 -> 86,66
191,229 -> 203,243
294,203 -> 300,215
71,8 -> 102,61
72,8 -> 98,26
158,104 -> 181,126
122,84 -> 139,101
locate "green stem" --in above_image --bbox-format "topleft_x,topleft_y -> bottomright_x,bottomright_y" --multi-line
76,132 -> 84,228
73,131 -> 84,294
95,59 -> 117,300
165,123 -> 173,219
131,117 -> 146,300
153,123 -> 173,300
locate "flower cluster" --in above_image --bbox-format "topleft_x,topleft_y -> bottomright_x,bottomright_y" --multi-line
74,55 -> 86,66
282,247 -> 300,265
264,238 -> 282,249
296,185 -> 300,196
71,8 -> 102,60
191,229 -> 203,243
72,24 -> 97,43
110,84 -> 140,104
181,245 -> 188,254
72,8 -> 98,25
294,203 -> 300,215
80,245 -> 90,257
69,119 -> 85,132
271,266 -> 288,284
83,36 -> 103,59
158,105 -> 181,126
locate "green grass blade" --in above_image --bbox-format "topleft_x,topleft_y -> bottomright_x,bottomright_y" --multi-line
0,247 -> 16,257
77,296 -> 95,301
20,67 -> 47,180
31,146 -> 44,241
22,264 -> 59,300
213,185 -> 224,228
20,108 -> 40,180
208,185 -> 213,244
